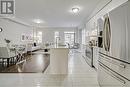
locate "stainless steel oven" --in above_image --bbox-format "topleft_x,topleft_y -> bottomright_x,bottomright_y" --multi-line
84,45 -> 93,67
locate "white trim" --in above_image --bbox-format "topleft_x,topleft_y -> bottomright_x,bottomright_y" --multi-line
0,16 -> 32,27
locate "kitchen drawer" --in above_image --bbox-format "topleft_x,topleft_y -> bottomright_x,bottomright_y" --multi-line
99,54 -> 112,69
98,62 -> 130,87
99,53 -> 130,80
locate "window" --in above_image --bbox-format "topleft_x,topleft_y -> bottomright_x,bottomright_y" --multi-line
64,32 -> 75,45
82,29 -> 86,44
37,31 -> 42,43
54,31 -> 60,44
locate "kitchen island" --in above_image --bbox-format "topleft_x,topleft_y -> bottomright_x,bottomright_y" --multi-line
49,45 -> 69,74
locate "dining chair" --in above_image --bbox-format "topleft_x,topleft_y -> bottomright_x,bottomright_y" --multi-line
0,46 -> 17,68
16,46 -> 26,62
16,59 -> 26,72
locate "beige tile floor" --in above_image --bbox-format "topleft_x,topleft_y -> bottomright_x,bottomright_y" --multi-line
0,50 -> 100,87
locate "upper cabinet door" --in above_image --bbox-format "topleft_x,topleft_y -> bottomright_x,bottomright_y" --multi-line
109,2 -> 127,62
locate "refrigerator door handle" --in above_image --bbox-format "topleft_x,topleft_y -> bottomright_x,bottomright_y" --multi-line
107,16 -> 111,51
103,15 -> 111,51
103,17 -> 107,51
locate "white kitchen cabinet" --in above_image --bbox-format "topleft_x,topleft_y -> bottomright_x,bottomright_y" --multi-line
50,47 -> 69,74
81,44 -> 86,58
93,46 -> 99,70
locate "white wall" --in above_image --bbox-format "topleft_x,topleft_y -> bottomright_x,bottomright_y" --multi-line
37,27 -> 78,44
0,18 -> 33,45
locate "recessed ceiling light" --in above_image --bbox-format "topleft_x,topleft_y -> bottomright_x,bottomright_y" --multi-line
33,19 -> 44,24
72,7 -> 80,13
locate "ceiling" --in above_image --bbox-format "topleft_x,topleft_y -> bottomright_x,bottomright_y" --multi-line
14,0 -> 101,28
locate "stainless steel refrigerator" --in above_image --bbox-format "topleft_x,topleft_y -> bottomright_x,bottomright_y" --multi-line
98,1 -> 130,87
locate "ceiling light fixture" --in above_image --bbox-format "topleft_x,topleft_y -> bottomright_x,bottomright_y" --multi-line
72,7 -> 80,13
33,19 -> 44,24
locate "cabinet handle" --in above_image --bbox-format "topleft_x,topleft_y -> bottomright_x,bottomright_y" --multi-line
120,63 -> 126,68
